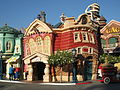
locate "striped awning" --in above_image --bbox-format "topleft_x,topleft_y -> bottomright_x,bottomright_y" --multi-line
6,56 -> 19,63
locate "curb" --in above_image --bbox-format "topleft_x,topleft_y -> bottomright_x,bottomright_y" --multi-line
0,80 -> 94,85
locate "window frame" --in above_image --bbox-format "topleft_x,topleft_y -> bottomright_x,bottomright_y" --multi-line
81,32 -> 89,43
74,32 -> 81,42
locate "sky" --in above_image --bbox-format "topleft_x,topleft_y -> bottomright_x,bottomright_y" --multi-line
0,0 -> 120,30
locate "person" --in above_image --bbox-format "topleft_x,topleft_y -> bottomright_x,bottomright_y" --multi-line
14,67 -> 20,80
9,65 -> 15,80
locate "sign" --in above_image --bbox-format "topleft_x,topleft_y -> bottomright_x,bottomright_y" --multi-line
31,57 -> 41,62
105,26 -> 120,34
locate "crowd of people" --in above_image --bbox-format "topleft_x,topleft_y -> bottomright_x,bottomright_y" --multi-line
9,65 -> 20,81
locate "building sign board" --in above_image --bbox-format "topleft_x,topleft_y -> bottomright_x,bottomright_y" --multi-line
105,26 -> 120,34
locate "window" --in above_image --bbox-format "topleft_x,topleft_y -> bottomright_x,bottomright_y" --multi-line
88,33 -> 95,44
81,16 -> 87,24
36,36 -> 42,45
29,38 -> 37,54
108,37 -> 118,48
74,32 -> 80,42
77,47 -> 81,54
101,39 -> 106,48
6,41 -> 12,51
36,36 -> 43,52
81,32 -> 89,42
43,36 -> 51,54
26,43 -> 31,56
89,48 -> 93,54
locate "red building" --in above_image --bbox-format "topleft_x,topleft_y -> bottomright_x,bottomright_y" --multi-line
23,3 -> 103,82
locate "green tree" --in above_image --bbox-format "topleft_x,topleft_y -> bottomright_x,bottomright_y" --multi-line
99,54 -> 120,64
48,50 -> 73,82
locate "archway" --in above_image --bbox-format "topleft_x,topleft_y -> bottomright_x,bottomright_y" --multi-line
32,62 -> 45,80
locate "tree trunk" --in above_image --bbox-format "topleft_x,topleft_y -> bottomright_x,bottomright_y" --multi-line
51,66 -> 56,82
60,67 -> 62,82
68,64 -> 70,82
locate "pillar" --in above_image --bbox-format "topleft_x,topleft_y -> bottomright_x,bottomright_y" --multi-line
6,63 -> 10,79
43,64 -> 50,82
92,59 -> 98,80
27,64 -> 33,81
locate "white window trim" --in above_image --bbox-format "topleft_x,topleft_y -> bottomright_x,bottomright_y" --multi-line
74,32 -> 81,42
89,47 -> 93,54
88,33 -> 95,44
81,32 -> 89,43
77,47 -> 82,54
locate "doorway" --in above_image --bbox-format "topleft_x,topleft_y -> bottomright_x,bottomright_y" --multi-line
84,61 -> 92,80
32,62 -> 45,80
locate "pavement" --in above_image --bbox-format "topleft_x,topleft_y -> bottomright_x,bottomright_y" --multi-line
0,79 -> 98,85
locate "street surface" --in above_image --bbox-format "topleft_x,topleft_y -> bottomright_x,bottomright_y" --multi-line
0,82 -> 120,90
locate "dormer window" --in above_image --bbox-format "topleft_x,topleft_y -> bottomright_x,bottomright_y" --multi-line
81,16 -> 87,24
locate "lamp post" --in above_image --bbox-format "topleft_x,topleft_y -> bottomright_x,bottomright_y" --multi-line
72,48 -> 77,83
0,50 -> 3,80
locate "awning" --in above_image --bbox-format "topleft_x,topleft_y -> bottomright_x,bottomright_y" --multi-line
6,56 -> 19,63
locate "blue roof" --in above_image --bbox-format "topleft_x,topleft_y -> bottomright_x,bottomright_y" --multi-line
53,22 -> 62,28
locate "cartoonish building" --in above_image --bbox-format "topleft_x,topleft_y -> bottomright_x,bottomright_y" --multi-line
101,20 -> 120,54
23,3 -> 103,82
0,24 -> 23,79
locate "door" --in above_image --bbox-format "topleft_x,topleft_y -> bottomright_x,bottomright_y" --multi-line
84,61 -> 92,80
33,62 -> 45,80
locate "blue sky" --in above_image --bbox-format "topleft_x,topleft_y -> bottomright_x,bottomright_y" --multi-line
0,0 -> 120,29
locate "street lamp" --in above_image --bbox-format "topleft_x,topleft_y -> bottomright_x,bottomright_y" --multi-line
0,50 -> 3,80
72,48 -> 77,83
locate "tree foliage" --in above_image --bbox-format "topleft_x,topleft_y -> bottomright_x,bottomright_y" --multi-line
99,54 -> 120,63
48,50 -> 73,67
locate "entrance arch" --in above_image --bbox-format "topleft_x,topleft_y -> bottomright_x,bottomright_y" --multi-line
32,62 -> 45,80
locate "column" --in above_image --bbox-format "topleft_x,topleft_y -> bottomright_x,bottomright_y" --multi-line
27,64 -> 33,81
92,59 -> 98,80
43,64 -> 50,82
6,63 -> 10,79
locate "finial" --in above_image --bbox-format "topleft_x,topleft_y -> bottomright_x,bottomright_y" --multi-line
37,11 -> 46,22
60,13 -> 66,23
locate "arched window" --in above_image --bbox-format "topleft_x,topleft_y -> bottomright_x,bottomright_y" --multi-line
29,38 -> 36,54
43,36 -> 51,54
25,41 -> 31,56
6,41 -> 12,51
36,36 -> 43,52
101,39 -> 106,48
108,37 -> 118,47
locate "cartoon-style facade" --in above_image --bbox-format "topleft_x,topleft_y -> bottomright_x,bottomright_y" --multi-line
23,3 -> 103,82
0,24 -> 23,79
100,20 -> 120,54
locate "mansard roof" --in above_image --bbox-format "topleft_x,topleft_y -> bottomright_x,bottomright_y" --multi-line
0,24 -> 21,34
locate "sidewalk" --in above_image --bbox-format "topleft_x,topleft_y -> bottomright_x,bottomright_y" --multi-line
0,79 -> 95,85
